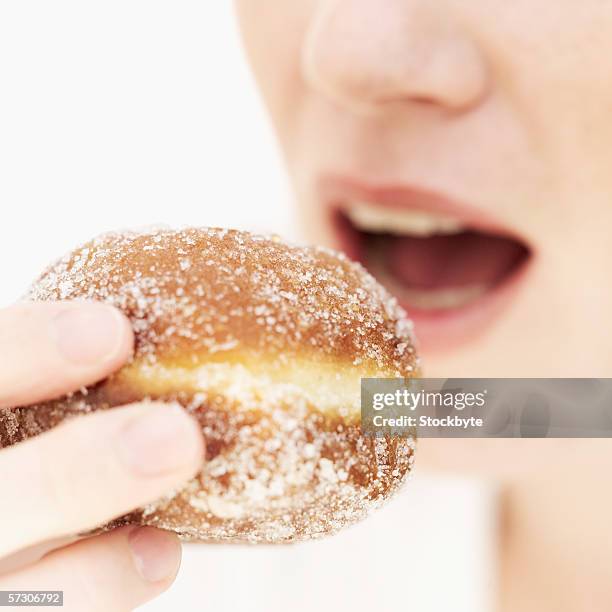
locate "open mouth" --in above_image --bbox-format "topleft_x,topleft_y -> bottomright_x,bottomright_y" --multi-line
336,201 -> 530,311
325,184 -> 533,350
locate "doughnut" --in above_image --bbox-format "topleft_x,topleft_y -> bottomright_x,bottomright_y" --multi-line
0,227 -> 419,543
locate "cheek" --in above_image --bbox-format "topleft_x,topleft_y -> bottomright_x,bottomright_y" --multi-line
462,1 -> 612,162
234,0 -> 313,147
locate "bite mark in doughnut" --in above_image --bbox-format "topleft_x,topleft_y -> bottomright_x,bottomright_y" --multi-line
0,227 -> 419,543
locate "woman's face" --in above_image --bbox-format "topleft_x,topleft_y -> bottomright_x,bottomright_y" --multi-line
235,0 -> 612,379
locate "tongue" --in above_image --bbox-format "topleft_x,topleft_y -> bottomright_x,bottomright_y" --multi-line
375,231 -> 527,289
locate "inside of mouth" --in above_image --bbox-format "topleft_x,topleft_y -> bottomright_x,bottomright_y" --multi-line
337,212 -> 530,311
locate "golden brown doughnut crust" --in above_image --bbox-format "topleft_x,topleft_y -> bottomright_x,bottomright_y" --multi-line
0,227 -> 419,543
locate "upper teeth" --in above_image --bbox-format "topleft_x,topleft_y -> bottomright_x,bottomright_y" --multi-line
345,202 -> 465,237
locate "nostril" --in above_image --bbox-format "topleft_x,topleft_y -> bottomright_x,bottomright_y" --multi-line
301,2 -> 490,114
407,95 -> 439,107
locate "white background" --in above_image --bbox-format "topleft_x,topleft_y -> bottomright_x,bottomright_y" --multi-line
0,3 -> 495,611
0,0 -> 294,304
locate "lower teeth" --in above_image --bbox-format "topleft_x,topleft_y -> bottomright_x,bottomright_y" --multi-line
390,284 -> 489,310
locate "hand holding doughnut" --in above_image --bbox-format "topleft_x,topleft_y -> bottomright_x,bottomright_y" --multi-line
0,301 -> 204,610
1,227 -> 419,543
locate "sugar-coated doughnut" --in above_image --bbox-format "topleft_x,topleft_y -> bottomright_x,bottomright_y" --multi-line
0,228 -> 419,543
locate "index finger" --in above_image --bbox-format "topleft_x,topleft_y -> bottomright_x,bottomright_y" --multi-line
0,301 -> 133,408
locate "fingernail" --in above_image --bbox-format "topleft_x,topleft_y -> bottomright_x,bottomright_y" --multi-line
53,304 -> 128,365
128,527 -> 181,583
116,404 -> 203,477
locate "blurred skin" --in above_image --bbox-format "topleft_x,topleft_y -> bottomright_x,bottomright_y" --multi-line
235,2 -> 612,611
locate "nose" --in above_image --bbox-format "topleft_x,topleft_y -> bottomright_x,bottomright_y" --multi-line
302,0 -> 490,114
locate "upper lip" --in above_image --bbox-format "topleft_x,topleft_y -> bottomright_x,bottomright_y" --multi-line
319,174 -> 528,243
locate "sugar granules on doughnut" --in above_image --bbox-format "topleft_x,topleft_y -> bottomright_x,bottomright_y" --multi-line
0,227 -> 419,543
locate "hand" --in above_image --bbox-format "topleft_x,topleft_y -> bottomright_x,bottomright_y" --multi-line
0,302 -> 204,611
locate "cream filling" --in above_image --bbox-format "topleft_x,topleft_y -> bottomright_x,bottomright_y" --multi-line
122,360 -> 370,418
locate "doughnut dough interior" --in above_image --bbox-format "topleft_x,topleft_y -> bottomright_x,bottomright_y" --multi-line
0,228 -> 419,543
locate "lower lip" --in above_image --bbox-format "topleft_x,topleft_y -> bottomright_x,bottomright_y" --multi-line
331,210 -> 532,354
